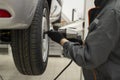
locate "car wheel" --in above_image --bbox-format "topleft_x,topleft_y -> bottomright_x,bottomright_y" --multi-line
11,0 -> 49,75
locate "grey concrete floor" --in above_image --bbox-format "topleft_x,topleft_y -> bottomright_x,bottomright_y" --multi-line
0,42 -> 84,80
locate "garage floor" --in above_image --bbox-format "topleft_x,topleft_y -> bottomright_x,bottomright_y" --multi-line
0,41 -> 84,80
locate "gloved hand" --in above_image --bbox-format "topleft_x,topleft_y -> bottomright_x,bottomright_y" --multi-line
45,30 -> 65,44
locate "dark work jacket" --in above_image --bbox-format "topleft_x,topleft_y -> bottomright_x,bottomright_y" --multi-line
63,0 -> 120,80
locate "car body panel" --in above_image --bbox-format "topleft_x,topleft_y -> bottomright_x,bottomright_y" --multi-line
0,0 -> 38,29
50,0 -> 62,22
0,0 -> 62,29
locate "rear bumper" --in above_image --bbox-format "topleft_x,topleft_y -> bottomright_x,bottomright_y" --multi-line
0,0 -> 38,29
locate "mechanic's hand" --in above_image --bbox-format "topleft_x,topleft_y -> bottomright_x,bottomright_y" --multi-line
45,30 -> 65,44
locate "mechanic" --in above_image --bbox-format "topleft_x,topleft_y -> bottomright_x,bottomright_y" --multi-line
46,0 -> 120,80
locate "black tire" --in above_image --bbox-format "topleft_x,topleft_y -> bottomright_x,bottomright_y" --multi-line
11,0 -> 49,75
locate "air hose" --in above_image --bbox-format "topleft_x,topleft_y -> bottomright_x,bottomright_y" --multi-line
54,60 -> 73,80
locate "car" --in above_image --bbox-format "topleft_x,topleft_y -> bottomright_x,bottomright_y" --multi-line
0,0 -> 62,75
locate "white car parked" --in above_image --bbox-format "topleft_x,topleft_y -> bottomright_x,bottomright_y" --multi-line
0,0 -> 62,75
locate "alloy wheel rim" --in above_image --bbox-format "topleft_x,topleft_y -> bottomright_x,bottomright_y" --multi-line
42,8 -> 49,62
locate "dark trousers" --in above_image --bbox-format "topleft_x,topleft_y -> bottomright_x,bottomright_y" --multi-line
83,68 -> 107,80
83,69 -> 95,80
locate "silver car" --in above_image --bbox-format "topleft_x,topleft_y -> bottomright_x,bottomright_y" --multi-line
0,0 -> 62,75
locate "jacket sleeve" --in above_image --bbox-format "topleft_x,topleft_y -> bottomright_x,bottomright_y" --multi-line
63,9 -> 120,69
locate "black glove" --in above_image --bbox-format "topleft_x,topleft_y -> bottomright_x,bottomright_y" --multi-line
45,30 -> 64,44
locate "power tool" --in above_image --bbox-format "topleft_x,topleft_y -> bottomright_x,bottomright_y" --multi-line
58,28 -> 83,44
